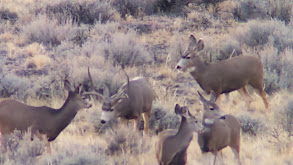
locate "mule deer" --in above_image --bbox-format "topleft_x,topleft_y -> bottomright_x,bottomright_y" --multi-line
156,104 -> 203,165
0,80 -> 92,142
176,35 -> 269,109
197,91 -> 241,165
84,68 -> 157,134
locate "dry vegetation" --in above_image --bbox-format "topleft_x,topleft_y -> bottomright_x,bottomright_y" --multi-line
0,0 -> 292,164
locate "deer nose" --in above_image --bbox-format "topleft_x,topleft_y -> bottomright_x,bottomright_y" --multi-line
101,120 -> 106,124
176,65 -> 182,69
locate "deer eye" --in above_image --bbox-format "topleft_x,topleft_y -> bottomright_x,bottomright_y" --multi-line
185,56 -> 191,59
210,108 -> 214,111
195,121 -> 198,123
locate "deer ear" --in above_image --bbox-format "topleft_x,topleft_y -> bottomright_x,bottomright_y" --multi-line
188,35 -> 197,51
64,80 -> 74,92
197,91 -> 207,103
210,91 -> 217,103
187,109 -> 194,117
103,85 -> 110,98
174,104 -> 181,115
197,39 -> 204,51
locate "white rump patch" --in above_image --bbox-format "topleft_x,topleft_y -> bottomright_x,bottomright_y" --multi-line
101,111 -> 115,122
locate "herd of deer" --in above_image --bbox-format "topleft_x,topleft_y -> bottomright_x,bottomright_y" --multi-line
0,35 -> 269,165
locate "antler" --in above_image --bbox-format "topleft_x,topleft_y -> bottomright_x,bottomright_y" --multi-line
82,67 -> 105,100
120,66 -> 130,89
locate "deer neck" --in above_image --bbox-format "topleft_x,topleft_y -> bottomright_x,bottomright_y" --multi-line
190,57 -> 207,79
175,117 -> 194,144
54,95 -> 80,131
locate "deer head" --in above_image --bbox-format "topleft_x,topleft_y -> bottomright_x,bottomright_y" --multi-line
176,35 -> 205,72
197,91 -> 224,127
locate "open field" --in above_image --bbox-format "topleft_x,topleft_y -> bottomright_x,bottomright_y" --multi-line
0,0 -> 293,164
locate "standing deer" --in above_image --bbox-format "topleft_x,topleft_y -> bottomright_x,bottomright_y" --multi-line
197,91 -> 241,165
84,68 -> 157,134
0,80 -> 92,142
156,104 -> 203,165
176,35 -> 269,109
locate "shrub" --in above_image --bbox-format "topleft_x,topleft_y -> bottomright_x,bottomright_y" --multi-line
44,142 -> 107,165
149,102 -> 180,134
233,0 -> 293,24
46,0 -> 117,25
0,8 -> 18,23
22,15 -> 78,47
103,31 -> 153,67
0,130 -> 46,165
238,115 -> 266,136
261,46 -> 293,93
112,0 -> 155,18
217,37 -> 242,60
105,125 -> 150,156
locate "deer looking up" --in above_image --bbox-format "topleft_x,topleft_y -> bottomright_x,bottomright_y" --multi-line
176,35 -> 269,109
156,104 -> 203,165
197,91 -> 241,165
0,80 -> 92,142
84,68 -> 157,135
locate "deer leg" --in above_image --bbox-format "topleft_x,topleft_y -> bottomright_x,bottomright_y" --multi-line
238,87 -> 252,109
120,118 -> 129,127
213,151 -> 218,165
134,116 -> 142,132
142,110 -> 151,135
231,147 -> 241,165
259,90 -> 269,110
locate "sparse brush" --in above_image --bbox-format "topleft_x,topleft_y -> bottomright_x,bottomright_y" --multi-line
238,115 -> 266,136
102,31 -> 153,67
21,15 -> 78,47
105,126 -> 150,156
0,130 -> 46,165
44,142 -> 107,165
233,0 -> 293,24
46,0 -> 117,24
0,8 -> 18,23
217,38 -> 242,60
149,102 -> 180,134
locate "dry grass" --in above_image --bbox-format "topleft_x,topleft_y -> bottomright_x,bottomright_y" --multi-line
0,0 -> 292,164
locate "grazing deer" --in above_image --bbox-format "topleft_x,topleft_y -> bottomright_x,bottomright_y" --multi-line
0,80 -> 92,142
84,68 -> 157,134
197,91 -> 241,165
156,104 -> 203,165
176,35 -> 269,109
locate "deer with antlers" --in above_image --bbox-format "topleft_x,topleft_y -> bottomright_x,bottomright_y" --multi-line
84,67 -> 157,134
0,80 -> 92,142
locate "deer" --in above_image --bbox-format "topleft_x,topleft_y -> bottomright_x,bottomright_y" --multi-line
176,35 -> 269,109
0,80 -> 92,143
197,91 -> 241,165
156,104 -> 203,165
83,67 -> 157,135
